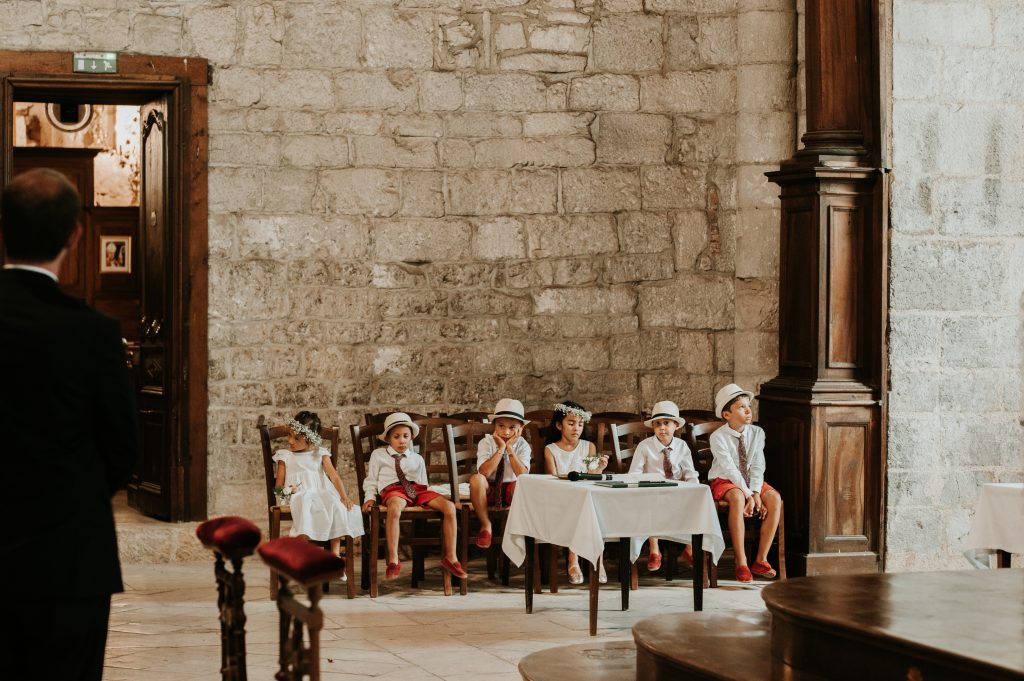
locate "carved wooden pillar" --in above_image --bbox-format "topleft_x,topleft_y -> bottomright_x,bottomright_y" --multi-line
762,0 -> 887,576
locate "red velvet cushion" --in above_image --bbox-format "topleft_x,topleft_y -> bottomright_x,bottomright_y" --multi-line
196,516 -> 261,556
258,536 -> 346,585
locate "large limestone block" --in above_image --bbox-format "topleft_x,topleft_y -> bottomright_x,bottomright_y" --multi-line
132,13 -> 182,55
596,113 -> 672,164
210,132 -> 281,167
262,168 -> 317,213
569,74 -> 640,112
642,167 -> 707,210
737,63 -> 795,111
352,136 -> 439,168
604,252 -> 676,283
421,72 -> 464,111
638,274 -> 735,328
335,71 -> 418,111
894,0 -> 992,49
240,4 -> 283,65
533,339 -> 610,371
448,170 -> 512,214
562,167 -> 642,213
464,74 -> 549,111
318,168 -> 402,216
641,71 -> 737,113
473,217 -> 528,260
401,171 -> 445,217
593,14 -> 664,72
237,215 -> 369,259
282,5 -> 361,68
364,9 -> 434,68
187,6 -> 238,64
890,237 -> 1006,312
534,287 -> 637,315
373,218 -> 473,262
511,170 -> 558,213
209,167 -> 261,212
281,134 -> 350,169
475,137 -> 596,168
527,214 -> 619,257
617,212 -> 673,253
261,70 -> 334,110
737,10 -> 794,62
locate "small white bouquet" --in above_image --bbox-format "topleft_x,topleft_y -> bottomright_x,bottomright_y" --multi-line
273,483 -> 301,506
582,455 -> 601,472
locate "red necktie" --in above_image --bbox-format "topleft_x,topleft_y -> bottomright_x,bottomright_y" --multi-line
493,448 -> 506,510
737,435 -> 750,486
391,452 -> 418,502
661,446 -> 674,480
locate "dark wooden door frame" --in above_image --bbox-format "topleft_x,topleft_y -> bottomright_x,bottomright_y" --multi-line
0,51 -> 209,521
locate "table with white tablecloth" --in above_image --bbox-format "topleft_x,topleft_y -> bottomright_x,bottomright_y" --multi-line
502,474 -> 725,635
965,482 -> 1024,567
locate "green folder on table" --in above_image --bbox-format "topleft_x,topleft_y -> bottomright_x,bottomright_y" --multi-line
594,480 -> 678,488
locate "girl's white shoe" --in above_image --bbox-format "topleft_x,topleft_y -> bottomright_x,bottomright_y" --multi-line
568,564 -> 584,585
598,560 -> 607,584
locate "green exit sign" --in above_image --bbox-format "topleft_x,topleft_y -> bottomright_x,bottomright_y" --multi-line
73,52 -> 117,74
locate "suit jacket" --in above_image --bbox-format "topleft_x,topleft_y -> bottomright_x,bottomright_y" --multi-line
0,268 -> 138,598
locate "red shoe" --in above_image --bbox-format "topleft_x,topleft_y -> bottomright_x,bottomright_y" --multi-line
646,553 -> 662,572
475,529 -> 492,549
751,561 -> 777,579
679,548 -> 694,568
441,558 -> 468,580
385,562 -> 401,579
735,565 -> 753,583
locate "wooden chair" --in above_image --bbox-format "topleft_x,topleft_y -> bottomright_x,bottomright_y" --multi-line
364,411 -> 429,425
258,537 -> 346,681
413,416 -> 469,594
678,409 -> 717,426
257,416 -> 355,600
523,409 -> 554,472
350,421 -> 462,597
442,410 -> 490,422
444,421 -> 515,585
592,413 -> 645,472
687,421 -> 786,587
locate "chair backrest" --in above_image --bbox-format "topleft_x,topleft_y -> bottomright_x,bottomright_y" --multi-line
678,409 -> 717,426
364,411 -> 430,425
443,422 -> 494,507
443,411 -> 490,422
590,412 -> 644,464
350,421 -> 387,502
523,410 -> 554,472
413,417 -> 465,486
686,421 -> 724,483
608,421 -> 653,473
258,415 -> 340,508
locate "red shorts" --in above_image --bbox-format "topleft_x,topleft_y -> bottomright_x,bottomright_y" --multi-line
486,480 -> 516,507
710,478 -> 777,502
380,482 -> 443,507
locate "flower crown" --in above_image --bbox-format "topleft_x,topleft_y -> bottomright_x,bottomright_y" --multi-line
288,419 -> 323,447
553,403 -> 592,422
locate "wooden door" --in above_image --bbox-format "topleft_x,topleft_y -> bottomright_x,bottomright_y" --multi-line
127,98 -> 174,519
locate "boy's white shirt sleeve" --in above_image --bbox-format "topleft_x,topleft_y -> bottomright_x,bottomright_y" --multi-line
747,427 -> 766,493
363,448 -> 382,502
513,437 -> 532,475
408,451 -> 428,486
627,437 -> 651,474
709,428 -> 753,498
476,434 -> 497,475
674,439 -> 700,483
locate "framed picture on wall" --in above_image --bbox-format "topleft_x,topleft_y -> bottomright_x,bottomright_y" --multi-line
100,235 -> 131,274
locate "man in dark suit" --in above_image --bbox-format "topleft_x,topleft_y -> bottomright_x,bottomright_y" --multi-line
0,168 -> 138,680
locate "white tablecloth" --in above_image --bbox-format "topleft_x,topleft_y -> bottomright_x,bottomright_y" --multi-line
502,474 -> 725,567
965,483 -> 1024,553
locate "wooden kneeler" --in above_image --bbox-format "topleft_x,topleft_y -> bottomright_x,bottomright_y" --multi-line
259,537 -> 347,681
196,515 -> 263,681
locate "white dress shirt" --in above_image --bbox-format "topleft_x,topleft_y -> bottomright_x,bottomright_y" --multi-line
708,424 -> 766,498
362,446 -> 428,502
628,436 -> 699,482
3,263 -> 59,282
477,433 -> 531,482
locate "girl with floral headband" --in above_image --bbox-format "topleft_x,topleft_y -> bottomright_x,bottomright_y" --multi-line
543,400 -> 609,584
272,410 -> 363,565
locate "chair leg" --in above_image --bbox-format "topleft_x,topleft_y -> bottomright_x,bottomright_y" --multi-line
665,542 -> 676,582
360,537 -> 370,592
709,560 -> 719,588
459,507 -> 469,596
777,502 -> 786,580
630,563 -> 639,591
533,543 -> 543,595
270,509 -> 281,601
549,545 -> 559,593
346,536 -> 356,599
370,508 -> 380,599
442,570 -> 452,597
486,545 -> 497,580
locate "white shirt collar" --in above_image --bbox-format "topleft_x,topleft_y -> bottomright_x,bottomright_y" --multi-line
4,263 -> 58,283
724,425 -> 747,438
386,446 -> 407,458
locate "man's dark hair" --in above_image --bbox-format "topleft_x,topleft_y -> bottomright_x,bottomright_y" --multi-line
1,168 -> 80,262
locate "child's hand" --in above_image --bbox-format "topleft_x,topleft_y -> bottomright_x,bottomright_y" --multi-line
341,496 -> 355,510
597,455 -> 609,472
752,493 -> 767,520
493,433 -> 507,451
361,499 -> 375,513
743,495 -> 755,517
505,432 -> 519,448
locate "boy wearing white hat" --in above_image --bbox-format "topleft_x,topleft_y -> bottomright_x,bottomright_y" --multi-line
362,412 -> 468,581
629,401 -> 699,572
469,398 -> 532,549
708,384 -> 782,583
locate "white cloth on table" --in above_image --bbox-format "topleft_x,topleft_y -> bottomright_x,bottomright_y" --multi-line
362,446 -> 427,502
501,474 -> 725,567
708,424 -> 766,497
272,448 -> 363,541
965,483 -> 1024,554
477,433 -> 532,482
628,435 -> 699,482
545,440 -> 592,476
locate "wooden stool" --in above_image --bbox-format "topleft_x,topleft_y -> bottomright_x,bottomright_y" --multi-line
196,515 -> 263,681
258,537 -> 347,681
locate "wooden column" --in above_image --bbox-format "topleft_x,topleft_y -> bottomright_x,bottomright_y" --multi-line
761,0 -> 888,576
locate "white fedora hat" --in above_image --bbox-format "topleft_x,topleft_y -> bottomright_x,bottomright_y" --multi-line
379,412 -> 421,441
643,401 -> 685,428
714,383 -> 755,419
488,398 -> 529,424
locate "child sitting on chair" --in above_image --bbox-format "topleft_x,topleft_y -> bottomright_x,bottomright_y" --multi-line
628,400 -> 699,572
273,411 -> 363,564
361,412 -> 468,581
709,384 -> 782,583
543,401 -> 609,584
469,398 -> 532,549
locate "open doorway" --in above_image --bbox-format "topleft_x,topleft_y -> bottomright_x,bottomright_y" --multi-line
1,53 -> 209,521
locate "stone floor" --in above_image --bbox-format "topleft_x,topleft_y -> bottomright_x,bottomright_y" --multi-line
106,558 -> 770,680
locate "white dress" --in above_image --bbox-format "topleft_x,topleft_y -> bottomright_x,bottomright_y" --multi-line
546,440 -> 593,476
272,448 -> 364,542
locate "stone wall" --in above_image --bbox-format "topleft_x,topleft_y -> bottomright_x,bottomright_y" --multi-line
888,0 -> 1024,570
3,0 -> 796,518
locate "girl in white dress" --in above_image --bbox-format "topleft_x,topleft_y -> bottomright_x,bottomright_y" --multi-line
542,401 -> 609,584
273,411 -> 364,560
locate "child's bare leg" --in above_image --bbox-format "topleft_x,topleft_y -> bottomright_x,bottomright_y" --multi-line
385,497 -> 407,564
568,550 -> 580,571
468,473 -> 492,533
648,537 -> 661,557
725,488 -> 748,566
425,497 -> 459,562
329,536 -> 341,556
755,490 -> 782,564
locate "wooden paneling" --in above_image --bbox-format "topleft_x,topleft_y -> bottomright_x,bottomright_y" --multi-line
827,205 -> 861,368
779,207 -> 816,371
824,424 -> 865,538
